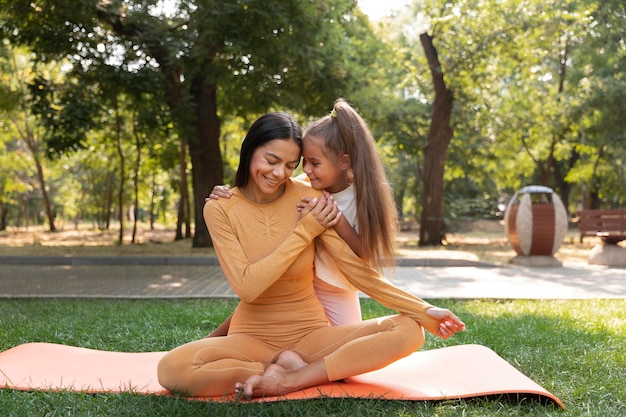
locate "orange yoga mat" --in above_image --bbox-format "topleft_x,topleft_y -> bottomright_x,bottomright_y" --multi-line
0,342 -> 564,408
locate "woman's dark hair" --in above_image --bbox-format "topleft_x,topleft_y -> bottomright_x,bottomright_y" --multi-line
234,112 -> 302,187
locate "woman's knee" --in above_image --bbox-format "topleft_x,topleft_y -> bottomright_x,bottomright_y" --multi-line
391,314 -> 425,351
157,352 -> 180,392
157,350 -> 196,395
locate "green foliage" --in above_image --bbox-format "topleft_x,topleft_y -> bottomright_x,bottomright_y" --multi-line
376,0 -> 625,211
0,0 -> 624,231
1,0 -> 390,241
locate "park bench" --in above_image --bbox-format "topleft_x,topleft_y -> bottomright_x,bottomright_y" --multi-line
578,209 -> 626,244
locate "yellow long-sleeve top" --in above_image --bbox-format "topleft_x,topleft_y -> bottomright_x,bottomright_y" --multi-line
203,178 -> 441,337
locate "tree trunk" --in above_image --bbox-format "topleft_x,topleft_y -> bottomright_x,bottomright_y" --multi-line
551,36 -> 575,213
175,139 -> 189,240
100,11 -> 216,246
131,130 -> 141,244
185,178 -> 192,238
105,171 -> 114,229
114,98 -> 125,244
155,63 -> 220,247
553,150 -> 579,216
189,75 -> 222,248
418,32 -> 454,246
149,173 -> 156,230
74,191 -> 83,230
12,115 -> 56,232
585,144 -> 606,209
0,202 -> 7,230
23,194 -> 29,229
33,155 -> 56,232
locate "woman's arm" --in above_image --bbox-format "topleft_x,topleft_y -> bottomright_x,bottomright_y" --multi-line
205,314 -> 232,337
204,200 -> 318,302
204,194 -> 339,303
316,229 -> 465,338
213,188 -> 359,257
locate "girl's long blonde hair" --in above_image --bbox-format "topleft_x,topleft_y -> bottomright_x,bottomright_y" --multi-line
304,98 -> 398,271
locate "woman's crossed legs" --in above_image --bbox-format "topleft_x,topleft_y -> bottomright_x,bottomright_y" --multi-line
158,314 -> 424,398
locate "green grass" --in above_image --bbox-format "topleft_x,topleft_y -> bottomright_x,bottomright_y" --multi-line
1,298 -> 624,416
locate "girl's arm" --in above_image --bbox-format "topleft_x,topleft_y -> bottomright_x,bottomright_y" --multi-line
332,214 -> 364,259
298,193 -> 364,260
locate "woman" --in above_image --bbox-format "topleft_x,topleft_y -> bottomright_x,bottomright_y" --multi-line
157,112 -> 465,398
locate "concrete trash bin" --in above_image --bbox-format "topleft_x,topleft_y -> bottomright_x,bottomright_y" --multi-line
504,185 -> 568,266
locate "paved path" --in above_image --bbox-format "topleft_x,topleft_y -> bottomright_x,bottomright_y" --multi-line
0,256 -> 623,299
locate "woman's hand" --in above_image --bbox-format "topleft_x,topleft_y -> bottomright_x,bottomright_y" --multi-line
206,185 -> 232,202
425,307 -> 466,339
298,191 -> 341,228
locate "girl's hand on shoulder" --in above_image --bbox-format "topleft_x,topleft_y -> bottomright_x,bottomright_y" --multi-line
206,185 -> 232,202
297,197 -> 314,213
299,193 -> 341,228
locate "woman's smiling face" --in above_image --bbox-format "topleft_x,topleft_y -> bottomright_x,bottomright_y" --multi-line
246,138 -> 301,203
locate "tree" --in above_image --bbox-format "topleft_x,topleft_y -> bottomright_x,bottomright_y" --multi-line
1,0 -> 377,246
0,135 -> 32,230
482,0 -> 626,212
567,0 -> 626,209
417,32 -> 453,245
374,0 -> 625,243
383,0 -> 529,245
0,45 -> 58,231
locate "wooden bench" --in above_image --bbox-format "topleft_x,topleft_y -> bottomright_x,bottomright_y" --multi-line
578,209 -> 626,244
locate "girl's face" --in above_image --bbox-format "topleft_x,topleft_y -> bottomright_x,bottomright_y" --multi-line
302,135 -> 350,194
246,138 -> 301,204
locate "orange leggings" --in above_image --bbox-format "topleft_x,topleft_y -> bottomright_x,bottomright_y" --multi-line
157,314 -> 424,397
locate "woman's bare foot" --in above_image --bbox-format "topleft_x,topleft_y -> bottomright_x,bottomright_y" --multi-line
233,351 -> 306,398
234,351 -> 328,398
235,362 -> 293,398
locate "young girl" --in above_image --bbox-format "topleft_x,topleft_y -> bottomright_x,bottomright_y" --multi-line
298,98 -> 398,325
209,98 -> 398,327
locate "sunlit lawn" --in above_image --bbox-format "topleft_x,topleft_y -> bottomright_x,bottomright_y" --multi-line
1,298 -> 624,416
